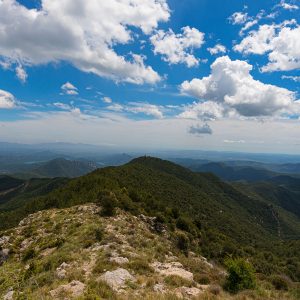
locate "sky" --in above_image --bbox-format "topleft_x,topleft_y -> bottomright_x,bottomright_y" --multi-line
0,0 -> 299,154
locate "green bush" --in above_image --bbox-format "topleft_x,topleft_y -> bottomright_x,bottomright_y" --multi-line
100,193 -> 117,217
271,275 -> 289,291
22,248 -> 36,262
176,216 -> 193,232
224,258 -> 256,293
176,232 -> 190,254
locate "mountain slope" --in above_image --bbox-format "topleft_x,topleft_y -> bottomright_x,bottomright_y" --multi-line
16,158 -> 98,179
0,157 -> 299,282
186,162 -> 277,182
1,204 -> 298,299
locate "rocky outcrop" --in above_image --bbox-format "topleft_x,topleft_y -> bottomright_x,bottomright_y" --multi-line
100,268 -> 136,291
49,280 -> 85,298
151,261 -> 194,281
139,214 -> 167,233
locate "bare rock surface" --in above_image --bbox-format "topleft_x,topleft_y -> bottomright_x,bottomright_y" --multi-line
49,280 -> 85,298
100,268 -> 136,291
151,261 -> 194,281
109,256 -> 129,265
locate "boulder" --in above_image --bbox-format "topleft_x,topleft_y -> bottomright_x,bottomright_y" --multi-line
3,289 -> 14,300
0,236 -> 9,246
151,262 -> 193,281
0,248 -> 10,265
56,262 -> 70,279
50,280 -> 85,298
175,286 -> 203,298
100,268 -> 135,291
153,283 -> 165,293
109,256 -> 129,265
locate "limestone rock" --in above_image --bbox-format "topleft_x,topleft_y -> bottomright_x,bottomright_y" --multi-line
151,262 -> 193,281
3,289 -> 14,300
56,262 -> 70,279
0,248 -> 10,265
50,280 -> 85,298
109,256 -> 129,265
0,236 -> 9,246
153,283 -> 165,293
100,268 -> 135,291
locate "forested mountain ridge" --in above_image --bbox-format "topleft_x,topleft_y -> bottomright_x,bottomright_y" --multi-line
0,157 -> 299,285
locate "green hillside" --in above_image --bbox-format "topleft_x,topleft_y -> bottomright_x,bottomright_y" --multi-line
1,157 -> 299,283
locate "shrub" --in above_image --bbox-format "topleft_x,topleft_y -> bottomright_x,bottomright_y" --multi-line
176,216 -> 192,232
95,228 -> 104,241
100,193 -> 117,217
22,248 -> 36,262
164,275 -> 192,287
128,258 -> 153,275
271,275 -> 289,291
224,258 -> 256,293
195,274 -> 210,284
176,232 -> 190,254
209,284 -> 222,295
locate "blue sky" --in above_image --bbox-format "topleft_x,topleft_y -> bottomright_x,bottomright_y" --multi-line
0,0 -> 299,153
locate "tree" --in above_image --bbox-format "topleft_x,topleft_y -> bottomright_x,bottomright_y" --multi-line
224,258 -> 256,293
99,192 -> 118,217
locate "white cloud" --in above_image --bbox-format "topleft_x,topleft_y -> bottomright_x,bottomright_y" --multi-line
61,82 -> 78,95
234,20 -> 300,72
180,56 -> 297,118
207,44 -> 226,55
102,97 -> 113,104
150,26 -> 205,67
239,20 -> 258,35
106,101 -> 163,119
223,139 -> 245,144
127,102 -> 163,119
280,1 -> 299,10
229,12 -> 248,25
0,0 -> 170,84
107,103 -> 124,112
179,101 -> 227,121
53,102 -> 72,110
189,123 -> 212,135
282,75 -> 300,82
1,110 -> 300,154
15,65 -> 27,83
0,89 -> 16,109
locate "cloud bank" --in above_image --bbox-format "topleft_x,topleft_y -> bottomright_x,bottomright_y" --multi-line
180,56 -> 297,119
0,0 -> 170,84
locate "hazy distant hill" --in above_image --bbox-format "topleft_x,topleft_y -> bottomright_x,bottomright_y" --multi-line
15,158 -> 98,179
189,162 -> 277,182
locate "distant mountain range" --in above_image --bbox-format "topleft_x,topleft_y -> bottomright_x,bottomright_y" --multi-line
15,158 -> 98,179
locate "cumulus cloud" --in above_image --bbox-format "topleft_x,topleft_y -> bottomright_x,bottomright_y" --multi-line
127,102 -> 163,119
61,82 -> 78,95
207,44 -> 226,55
179,101 -> 227,121
229,12 -> 248,25
280,1 -> 299,10
0,89 -> 16,109
282,75 -> 300,82
102,97 -> 113,104
15,65 -> 27,83
150,26 -> 205,67
180,56 -> 297,118
53,102 -> 72,110
234,20 -> 300,72
106,101 -> 163,119
0,0 -> 170,84
189,123 -> 212,135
